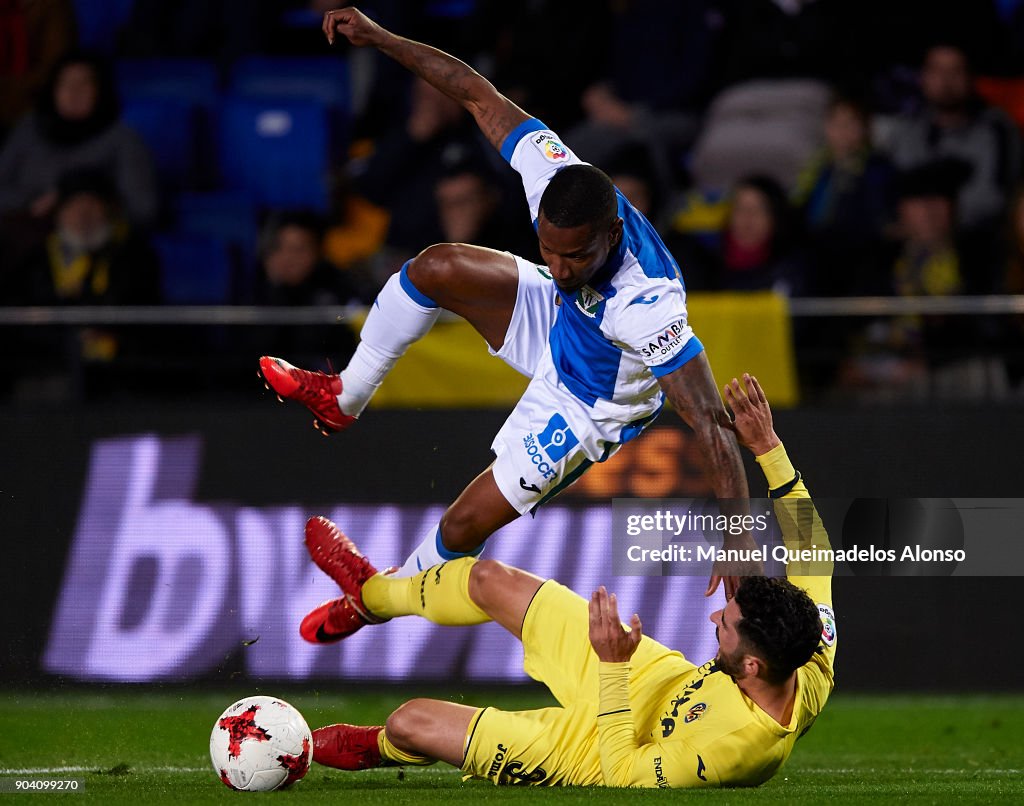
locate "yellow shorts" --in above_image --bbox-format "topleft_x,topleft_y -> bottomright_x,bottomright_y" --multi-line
462,581 -> 698,786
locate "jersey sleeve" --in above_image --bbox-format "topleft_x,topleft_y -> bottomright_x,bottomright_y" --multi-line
611,287 -> 705,378
596,663 -> 719,788
755,444 -> 837,682
500,118 -> 583,221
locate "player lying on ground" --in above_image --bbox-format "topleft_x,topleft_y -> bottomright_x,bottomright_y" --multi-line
259,6 -> 754,627
304,375 -> 837,788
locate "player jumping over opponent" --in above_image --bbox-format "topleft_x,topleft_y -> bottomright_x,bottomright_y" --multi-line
260,7 -> 753,641
304,374 -> 836,788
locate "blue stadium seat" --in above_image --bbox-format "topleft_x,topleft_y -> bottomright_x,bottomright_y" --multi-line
174,192 -> 260,285
116,59 -> 220,109
74,0 -> 135,52
174,192 -> 258,248
217,97 -> 331,211
121,98 -> 201,190
154,233 -> 234,304
228,57 -> 350,111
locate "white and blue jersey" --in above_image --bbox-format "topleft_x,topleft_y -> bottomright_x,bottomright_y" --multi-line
487,119 -> 706,514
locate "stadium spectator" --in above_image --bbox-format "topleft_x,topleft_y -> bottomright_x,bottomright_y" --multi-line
839,159 -> 997,399
347,77 -> 496,285
883,43 -> 1021,235
252,210 -> 358,367
304,374 -> 837,789
601,143 -> 664,230
433,152 -> 535,257
13,170 -> 160,308
8,170 -> 161,400
794,94 -> 896,296
674,175 -> 804,294
564,0 -> 719,196
0,0 -> 76,138
0,51 -> 159,232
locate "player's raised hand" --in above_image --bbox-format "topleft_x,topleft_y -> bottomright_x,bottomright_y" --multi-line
723,374 -> 781,457
588,586 -> 642,663
322,6 -> 388,48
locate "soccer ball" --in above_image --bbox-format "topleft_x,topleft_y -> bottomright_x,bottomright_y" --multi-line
210,696 -> 313,791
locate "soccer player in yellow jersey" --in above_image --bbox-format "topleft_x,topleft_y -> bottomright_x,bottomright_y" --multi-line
308,374 -> 836,788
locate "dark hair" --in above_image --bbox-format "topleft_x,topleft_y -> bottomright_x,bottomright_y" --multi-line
538,164 -> 618,231
733,576 -> 821,685
732,174 -> 795,254
924,40 -> 972,71
259,210 -> 325,258
827,92 -> 870,123
603,142 -> 661,219
37,51 -> 120,147
56,169 -> 119,207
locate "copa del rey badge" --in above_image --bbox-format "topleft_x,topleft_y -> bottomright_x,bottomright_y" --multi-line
575,286 -> 604,318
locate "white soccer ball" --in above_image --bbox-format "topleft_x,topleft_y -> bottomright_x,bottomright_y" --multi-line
210,696 -> 313,791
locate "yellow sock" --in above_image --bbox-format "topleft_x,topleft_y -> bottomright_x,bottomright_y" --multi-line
361,557 -> 489,625
378,729 -> 434,766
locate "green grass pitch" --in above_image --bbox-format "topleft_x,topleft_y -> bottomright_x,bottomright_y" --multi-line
1,689 -> 1021,804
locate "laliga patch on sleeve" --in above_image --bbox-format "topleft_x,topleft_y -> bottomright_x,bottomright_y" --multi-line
531,131 -> 570,163
817,603 -> 837,647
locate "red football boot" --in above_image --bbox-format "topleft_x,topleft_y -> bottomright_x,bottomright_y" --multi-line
299,516 -> 389,644
312,724 -> 387,770
304,516 -> 387,622
300,596 -> 368,644
258,356 -> 355,436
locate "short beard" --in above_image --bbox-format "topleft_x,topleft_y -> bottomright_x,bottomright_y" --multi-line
715,645 -> 747,679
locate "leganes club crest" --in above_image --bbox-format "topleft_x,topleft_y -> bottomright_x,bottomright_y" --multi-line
575,286 -> 604,318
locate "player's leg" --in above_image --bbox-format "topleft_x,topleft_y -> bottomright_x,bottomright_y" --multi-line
312,699 -> 478,771
314,696 -> 591,785
391,465 -> 518,575
301,505 -> 543,641
361,558 -> 544,638
259,245 -> 519,433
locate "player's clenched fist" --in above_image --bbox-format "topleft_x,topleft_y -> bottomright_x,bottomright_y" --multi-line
588,586 -> 642,663
322,6 -> 387,48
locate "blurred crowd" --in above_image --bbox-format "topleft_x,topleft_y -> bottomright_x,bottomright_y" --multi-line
2,0 -> 1024,402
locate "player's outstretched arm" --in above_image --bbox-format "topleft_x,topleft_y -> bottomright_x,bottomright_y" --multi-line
725,374 -> 835,674
323,6 -> 529,151
658,354 -> 757,599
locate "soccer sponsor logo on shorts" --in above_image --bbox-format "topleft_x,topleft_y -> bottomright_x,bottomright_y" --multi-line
537,413 -> 578,461
521,414 -> 578,482
488,743 -> 509,777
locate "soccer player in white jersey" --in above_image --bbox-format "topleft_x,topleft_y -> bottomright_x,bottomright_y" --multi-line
259,6 -> 755,644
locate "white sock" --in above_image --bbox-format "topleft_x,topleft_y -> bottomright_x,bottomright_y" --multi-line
338,263 -> 440,416
393,522 -> 486,578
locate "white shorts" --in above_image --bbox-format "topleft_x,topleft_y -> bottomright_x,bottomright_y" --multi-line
489,256 -> 660,515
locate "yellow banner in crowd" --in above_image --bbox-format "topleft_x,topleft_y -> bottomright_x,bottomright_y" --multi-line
365,292 -> 798,409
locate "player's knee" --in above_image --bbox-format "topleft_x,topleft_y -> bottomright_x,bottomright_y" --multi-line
467,559 -> 510,609
438,506 -> 484,553
385,700 -> 432,749
407,243 -> 467,300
